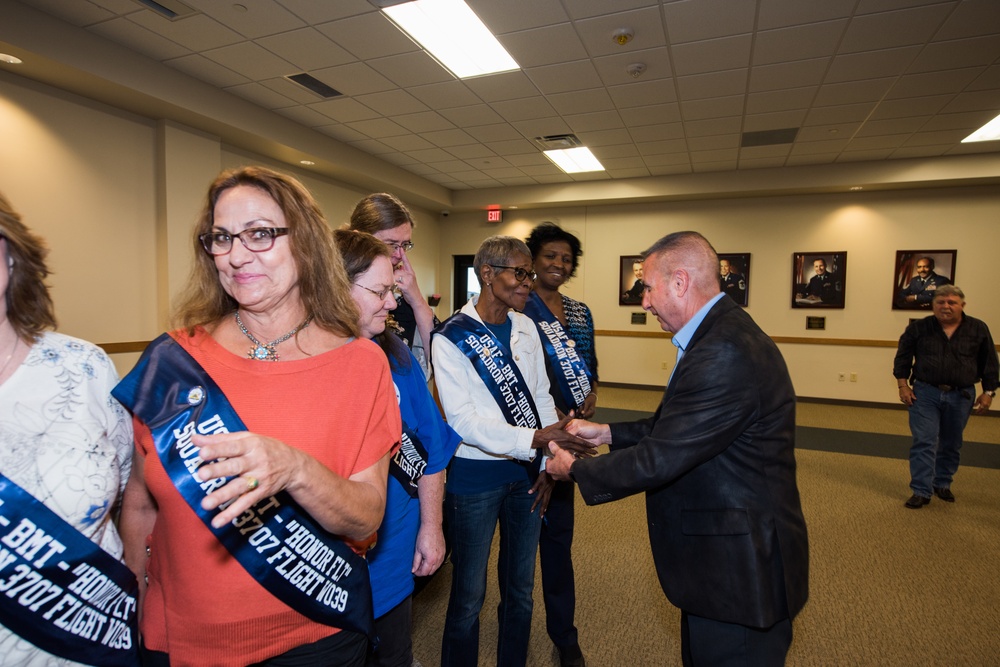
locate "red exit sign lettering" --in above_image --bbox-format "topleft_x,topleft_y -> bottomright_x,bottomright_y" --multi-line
487,209 -> 502,223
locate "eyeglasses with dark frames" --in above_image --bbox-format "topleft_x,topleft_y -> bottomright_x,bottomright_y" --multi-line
199,227 -> 289,256
353,283 -> 398,300
384,240 -> 414,253
490,265 -> 537,283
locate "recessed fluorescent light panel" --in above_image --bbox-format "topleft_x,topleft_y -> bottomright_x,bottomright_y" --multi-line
962,112 -> 1000,143
377,0 -> 518,79
543,147 -> 605,174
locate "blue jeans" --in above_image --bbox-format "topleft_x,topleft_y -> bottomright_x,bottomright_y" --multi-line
441,479 -> 542,667
908,381 -> 974,497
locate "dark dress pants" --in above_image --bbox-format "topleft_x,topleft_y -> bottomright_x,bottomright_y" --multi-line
681,612 -> 792,667
539,478 -> 579,649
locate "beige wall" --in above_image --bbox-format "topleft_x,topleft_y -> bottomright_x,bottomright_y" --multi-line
437,187 -> 1000,404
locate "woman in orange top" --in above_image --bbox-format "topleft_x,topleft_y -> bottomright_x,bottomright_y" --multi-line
118,166 -> 399,667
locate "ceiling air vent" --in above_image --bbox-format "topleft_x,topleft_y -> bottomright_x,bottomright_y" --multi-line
534,134 -> 583,150
131,0 -> 197,20
741,128 -> 799,147
285,74 -> 343,99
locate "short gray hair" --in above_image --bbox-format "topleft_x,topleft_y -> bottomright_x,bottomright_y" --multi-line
473,235 -> 531,287
933,284 -> 964,301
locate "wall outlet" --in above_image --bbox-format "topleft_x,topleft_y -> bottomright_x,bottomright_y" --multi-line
838,373 -> 846,382
850,372 -> 858,382
661,362 -> 669,370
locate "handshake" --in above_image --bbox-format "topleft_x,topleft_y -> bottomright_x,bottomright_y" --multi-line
531,415 -> 612,482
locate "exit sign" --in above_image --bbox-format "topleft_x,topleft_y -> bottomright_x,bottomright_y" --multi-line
487,209 -> 502,223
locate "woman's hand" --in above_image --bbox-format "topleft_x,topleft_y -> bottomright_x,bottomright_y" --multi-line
578,392 -> 598,420
532,414 -> 597,458
393,252 -> 422,301
194,431 -> 304,529
529,470 -> 555,516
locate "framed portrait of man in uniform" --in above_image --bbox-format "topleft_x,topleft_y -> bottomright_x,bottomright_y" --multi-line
718,253 -> 750,307
619,255 -> 644,306
792,252 -> 846,308
892,249 -> 956,310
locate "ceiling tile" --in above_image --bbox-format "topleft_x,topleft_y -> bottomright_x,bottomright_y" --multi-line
591,143 -> 640,159
354,90 -> 429,116
311,62 -> 397,96
274,104 -> 335,127
680,96 -> 744,121
390,111 -> 455,133
127,10 -> 244,51
408,82 -> 483,109
743,110 -> 808,131
438,105 -> 507,128
346,118 -> 410,138
608,79 -> 677,109
378,134 -> 436,152
185,0 -> 306,38
814,78 -> 895,106
348,138 -> 395,154
492,97 -> 559,122
256,28 -> 355,71
526,61 -> 604,95
663,0 -> 756,43
315,11 -> 419,60
420,129 -> 479,148
933,0 -> 1000,40
676,70 -> 748,101
465,123 -> 523,142
484,138 -> 540,155
671,35 -> 752,77
620,103 -> 681,126
838,4 -> 953,54
886,68 -> 984,99
226,82 -> 297,109
277,0 -> 373,24
367,52 -> 455,88
466,0 -> 569,34
870,94 -> 950,120
463,71 -> 540,102
546,88 -> 616,115
89,17 -> 190,60
908,35 -> 1000,74
564,109 -> 626,132
447,144 -> 499,159
630,122 -> 685,142
577,128 -> 634,146
683,116 -> 743,138
749,59 -> 829,92
825,47 -> 922,84
309,97 -> 381,123
500,24 -> 589,68
166,54 -> 250,87
757,0 -> 855,31
747,87 -> 817,114
510,118 -> 573,139
753,20 -> 847,66
804,102 -> 878,126
316,123 -> 368,142
203,42 -> 298,79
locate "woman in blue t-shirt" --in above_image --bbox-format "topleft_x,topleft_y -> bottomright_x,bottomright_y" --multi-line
335,229 -> 461,667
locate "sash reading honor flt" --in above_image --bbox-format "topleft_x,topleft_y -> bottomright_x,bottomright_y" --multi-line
112,334 -> 375,638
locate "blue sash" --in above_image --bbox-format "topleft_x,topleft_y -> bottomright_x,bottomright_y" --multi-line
435,313 -> 541,430
0,474 -> 138,666
522,293 -> 593,411
111,334 -> 374,637
389,423 -> 428,499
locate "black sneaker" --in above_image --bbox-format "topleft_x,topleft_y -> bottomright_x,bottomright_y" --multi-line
905,494 -> 931,509
933,487 -> 955,502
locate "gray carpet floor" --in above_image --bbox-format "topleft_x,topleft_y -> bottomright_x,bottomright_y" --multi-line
411,392 -> 1000,666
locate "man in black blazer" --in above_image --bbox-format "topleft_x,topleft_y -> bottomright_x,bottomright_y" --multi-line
548,231 -> 809,666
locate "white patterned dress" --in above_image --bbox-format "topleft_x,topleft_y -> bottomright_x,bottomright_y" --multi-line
0,332 -> 133,666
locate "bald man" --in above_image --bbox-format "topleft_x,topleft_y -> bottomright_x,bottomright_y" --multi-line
548,231 -> 809,666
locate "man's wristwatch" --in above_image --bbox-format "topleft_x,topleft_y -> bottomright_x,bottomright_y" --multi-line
986,390 -> 996,398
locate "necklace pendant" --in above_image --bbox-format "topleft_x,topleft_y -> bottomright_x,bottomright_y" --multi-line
248,344 -> 278,362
